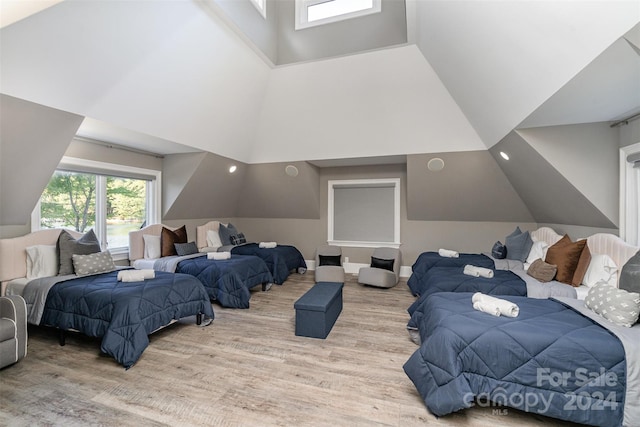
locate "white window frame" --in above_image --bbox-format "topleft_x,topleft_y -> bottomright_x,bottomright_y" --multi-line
620,142 -> 640,245
327,178 -> 400,248
249,0 -> 266,19
32,156 -> 162,258
295,0 -> 381,30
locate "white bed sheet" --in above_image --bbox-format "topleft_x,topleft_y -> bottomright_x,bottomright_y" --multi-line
132,259 -> 157,270
5,277 -> 29,296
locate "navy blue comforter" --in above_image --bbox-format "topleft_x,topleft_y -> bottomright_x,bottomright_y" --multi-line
407,252 -> 494,296
176,255 -> 274,308
231,243 -> 307,284
41,271 -> 214,369
406,266 -> 526,329
403,293 -> 625,427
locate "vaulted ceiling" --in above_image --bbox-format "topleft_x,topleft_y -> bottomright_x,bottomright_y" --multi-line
1,0 -> 638,164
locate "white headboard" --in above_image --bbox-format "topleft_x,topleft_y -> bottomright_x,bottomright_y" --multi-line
128,224 -> 181,262
0,229 -> 82,286
195,221 -> 225,250
586,233 -> 639,278
531,227 -> 563,246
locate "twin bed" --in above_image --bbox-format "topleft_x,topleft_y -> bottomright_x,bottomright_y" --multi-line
195,221 -> 307,285
0,229 -> 214,369
129,224 -> 274,309
403,227 -> 640,426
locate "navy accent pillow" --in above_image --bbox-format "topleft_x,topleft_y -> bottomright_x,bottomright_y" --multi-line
319,255 -> 341,266
174,241 -> 198,256
229,233 -> 246,246
371,256 -> 394,272
491,241 -> 507,259
219,223 -> 239,246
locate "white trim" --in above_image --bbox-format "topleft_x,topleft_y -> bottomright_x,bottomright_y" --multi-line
295,0 -> 381,30
620,142 -> 640,245
327,178 -> 401,248
249,0 -> 266,19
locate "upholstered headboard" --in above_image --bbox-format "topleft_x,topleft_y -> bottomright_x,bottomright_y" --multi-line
530,227 -> 563,246
128,224 -> 181,262
195,221 -> 225,250
0,229 -> 82,284
586,233 -> 639,278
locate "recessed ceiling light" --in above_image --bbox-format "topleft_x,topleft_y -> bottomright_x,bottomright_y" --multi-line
228,165 -> 237,173
285,165 -> 299,177
499,151 -> 509,160
427,158 -> 445,171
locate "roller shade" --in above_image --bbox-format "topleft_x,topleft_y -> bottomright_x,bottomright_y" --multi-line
627,152 -> 640,168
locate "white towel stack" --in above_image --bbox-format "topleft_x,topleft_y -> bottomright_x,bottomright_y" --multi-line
208,251 -> 231,260
463,264 -> 494,278
438,248 -> 459,258
117,269 -> 155,282
259,242 -> 277,249
472,292 -> 519,318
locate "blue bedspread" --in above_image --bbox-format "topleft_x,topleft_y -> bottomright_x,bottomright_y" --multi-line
406,267 -> 527,329
176,255 -> 274,308
231,243 -> 307,284
403,293 -> 625,427
407,252 -> 494,296
41,271 -> 214,369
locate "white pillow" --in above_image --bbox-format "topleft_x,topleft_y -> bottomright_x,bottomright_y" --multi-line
206,229 -> 222,249
524,240 -> 550,271
583,254 -> 618,288
26,245 -> 58,279
143,234 -> 161,259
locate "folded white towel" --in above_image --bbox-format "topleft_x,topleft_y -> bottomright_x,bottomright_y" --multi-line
208,251 -> 231,260
472,292 -> 519,317
259,242 -> 277,249
438,248 -> 459,258
463,265 -> 494,278
117,270 -> 151,282
473,301 -> 500,316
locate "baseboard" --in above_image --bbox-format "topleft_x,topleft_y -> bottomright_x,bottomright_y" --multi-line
304,260 -> 411,278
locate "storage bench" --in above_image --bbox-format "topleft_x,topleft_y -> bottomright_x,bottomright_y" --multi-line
294,281 -> 343,339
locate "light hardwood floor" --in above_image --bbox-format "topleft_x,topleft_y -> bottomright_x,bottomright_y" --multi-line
0,272 -> 578,426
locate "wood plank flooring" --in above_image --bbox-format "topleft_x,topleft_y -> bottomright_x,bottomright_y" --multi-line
0,273 -> 579,426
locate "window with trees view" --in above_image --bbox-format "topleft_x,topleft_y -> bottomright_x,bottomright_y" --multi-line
34,158 -> 161,252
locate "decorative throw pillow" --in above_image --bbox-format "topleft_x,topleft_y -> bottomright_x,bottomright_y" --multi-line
143,234 -> 161,259
571,243 -> 591,287
544,235 -> 587,286
229,233 -> 247,246
526,259 -> 557,283
174,241 -> 199,256
206,229 -> 223,249
319,255 -> 341,267
72,251 -> 116,276
505,229 -> 533,262
26,244 -> 58,279
619,250 -> 640,294
491,241 -> 507,259
371,256 -> 394,272
585,283 -> 640,328
218,223 -> 239,246
161,226 -> 187,257
57,229 -> 101,275
583,254 -> 618,288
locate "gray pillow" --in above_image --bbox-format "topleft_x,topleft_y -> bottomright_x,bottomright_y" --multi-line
218,223 -> 239,246
619,250 -> 640,294
57,229 -> 101,275
174,241 -> 199,256
585,283 -> 640,327
505,229 -> 533,262
72,251 -> 116,276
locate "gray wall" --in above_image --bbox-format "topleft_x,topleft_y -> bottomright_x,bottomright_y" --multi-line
0,95 -> 83,227
276,0 -> 407,65
406,151 -> 533,221
619,118 -> 640,148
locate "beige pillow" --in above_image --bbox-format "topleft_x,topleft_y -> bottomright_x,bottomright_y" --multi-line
527,259 -> 557,283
